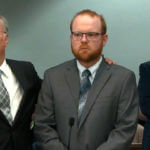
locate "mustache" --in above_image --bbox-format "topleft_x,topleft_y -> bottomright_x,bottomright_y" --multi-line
79,44 -> 90,49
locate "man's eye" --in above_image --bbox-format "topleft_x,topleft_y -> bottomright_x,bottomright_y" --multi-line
75,33 -> 81,37
87,33 -> 95,37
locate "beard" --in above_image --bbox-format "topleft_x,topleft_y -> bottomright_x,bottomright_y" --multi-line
71,44 -> 103,63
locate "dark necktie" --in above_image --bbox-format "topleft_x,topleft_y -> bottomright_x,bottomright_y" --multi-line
0,70 -> 13,125
78,69 -> 91,122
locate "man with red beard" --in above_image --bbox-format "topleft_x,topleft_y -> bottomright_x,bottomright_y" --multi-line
33,9 -> 139,150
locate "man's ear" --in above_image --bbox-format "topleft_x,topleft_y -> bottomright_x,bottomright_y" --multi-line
70,34 -> 73,40
102,34 -> 108,47
4,33 -> 9,46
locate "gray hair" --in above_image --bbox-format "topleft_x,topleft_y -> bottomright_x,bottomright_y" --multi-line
0,16 -> 9,33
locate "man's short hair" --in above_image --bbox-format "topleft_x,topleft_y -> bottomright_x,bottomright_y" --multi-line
0,16 -> 9,33
70,9 -> 107,34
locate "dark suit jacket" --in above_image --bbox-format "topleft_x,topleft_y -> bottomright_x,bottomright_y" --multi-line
138,61 -> 150,150
33,58 -> 139,150
138,61 -> 150,117
0,59 -> 41,150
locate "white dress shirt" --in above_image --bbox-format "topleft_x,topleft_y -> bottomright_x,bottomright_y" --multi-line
77,57 -> 102,84
0,60 -> 24,120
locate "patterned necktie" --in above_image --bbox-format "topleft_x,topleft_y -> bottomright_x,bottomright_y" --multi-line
0,70 -> 13,125
78,69 -> 91,122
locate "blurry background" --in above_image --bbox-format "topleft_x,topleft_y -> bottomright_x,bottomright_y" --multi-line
0,0 -> 150,80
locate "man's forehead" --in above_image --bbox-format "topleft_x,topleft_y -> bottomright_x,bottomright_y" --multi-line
0,20 -> 3,29
72,14 -> 101,30
74,14 -> 99,21
0,21 -> 5,33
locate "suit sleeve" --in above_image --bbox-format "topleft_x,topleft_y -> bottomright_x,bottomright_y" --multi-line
138,63 -> 150,117
33,70 -> 67,150
96,71 -> 139,150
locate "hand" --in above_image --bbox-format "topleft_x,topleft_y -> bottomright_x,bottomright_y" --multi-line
105,57 -> 116,65
139,108 -> 147,121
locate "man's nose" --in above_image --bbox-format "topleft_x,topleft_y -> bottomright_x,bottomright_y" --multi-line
81,34 -> 88,42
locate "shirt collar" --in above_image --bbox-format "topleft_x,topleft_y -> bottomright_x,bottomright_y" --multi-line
77,57 -> 102,79
0,59 -> 9,78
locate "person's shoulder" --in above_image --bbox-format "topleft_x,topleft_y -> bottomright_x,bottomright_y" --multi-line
110,63 -> 134,74
6,58 -> 34,67
108,63 -> 135,78
45,59 -> 75,74
102,58 -> 134,75
6,58 -> 38,76
140,61 -> 150,68
139,61 -> 150,74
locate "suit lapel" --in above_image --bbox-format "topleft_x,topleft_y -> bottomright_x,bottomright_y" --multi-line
6,59 -> 27,90
6,59 -> 29,125
0,110 -> 11,125
79,59 -> 112,128
65,60 -> 80,107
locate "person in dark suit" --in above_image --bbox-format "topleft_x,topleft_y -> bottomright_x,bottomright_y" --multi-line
33,9 -> 139,150
138,61 -> 150,150
0,16 -> 41,150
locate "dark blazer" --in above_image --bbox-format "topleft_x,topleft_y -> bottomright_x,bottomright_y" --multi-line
138,61 -> 150,150
0,59 -> 41,150
33,58 -> 139,150
138,61 -> 150,117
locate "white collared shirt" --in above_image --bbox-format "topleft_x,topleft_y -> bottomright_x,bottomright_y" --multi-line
0,60 -> 23,120
77,57 -> 102,84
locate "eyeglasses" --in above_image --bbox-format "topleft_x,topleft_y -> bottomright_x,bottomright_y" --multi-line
71,32 -> 103,41
0,31 -> 7,34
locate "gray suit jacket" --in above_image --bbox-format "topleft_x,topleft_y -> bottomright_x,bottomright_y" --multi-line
33,58 -> 139,150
